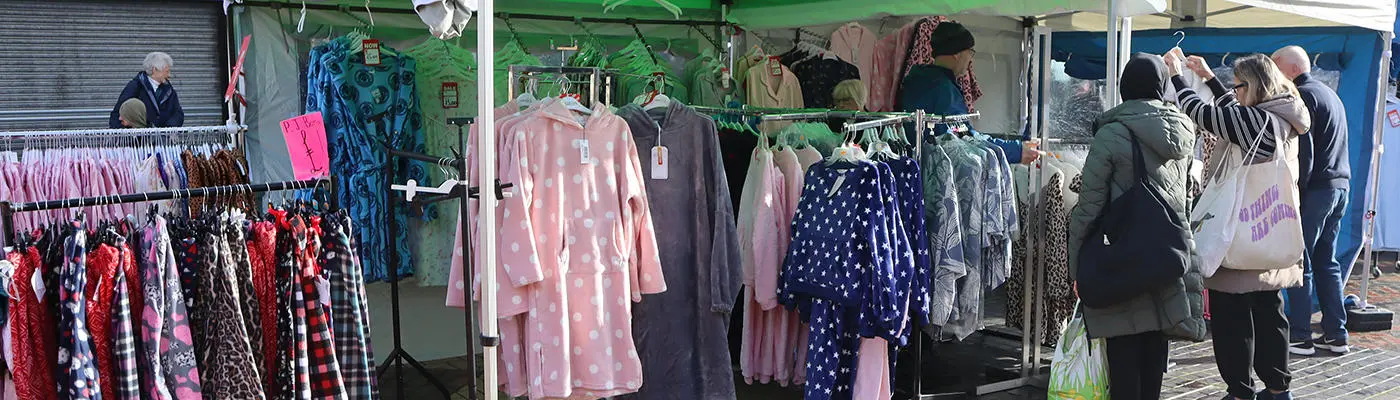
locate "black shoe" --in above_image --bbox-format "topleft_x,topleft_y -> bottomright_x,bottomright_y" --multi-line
1315,337 -> 1351,354
1288,339 -> 1316,356
1256,389 -> 1274,400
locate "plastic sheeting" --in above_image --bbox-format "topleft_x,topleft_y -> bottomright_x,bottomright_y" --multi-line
1229,0 -> 1396,34
1376,100 -> 1400,251
1052,26 -> 1388,273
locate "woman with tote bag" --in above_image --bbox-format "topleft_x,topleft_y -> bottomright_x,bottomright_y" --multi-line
1168,50 -> 1310,400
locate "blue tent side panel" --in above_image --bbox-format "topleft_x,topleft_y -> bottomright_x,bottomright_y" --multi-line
1051,27 -> 1386,272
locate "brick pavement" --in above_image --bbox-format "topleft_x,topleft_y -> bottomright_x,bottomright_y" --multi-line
387,257 -> 1400,399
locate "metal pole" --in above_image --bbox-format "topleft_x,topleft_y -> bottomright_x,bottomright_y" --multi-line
477,0 -> 502,398
1359,31 -> 1393,308
1106,0 -> 1122,108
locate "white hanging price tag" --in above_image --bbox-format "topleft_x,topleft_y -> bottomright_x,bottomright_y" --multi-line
32,270 -> 45,301
316,276 -> 332,306
651,146 -> 669,180
576,140 -> 591,164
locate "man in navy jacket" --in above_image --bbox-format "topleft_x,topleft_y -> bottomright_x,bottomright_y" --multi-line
901,22 -> 1039,164
1273,45 -> 1352,356
109,52 -> 184,128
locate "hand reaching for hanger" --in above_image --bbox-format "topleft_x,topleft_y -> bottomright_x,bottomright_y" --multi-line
1020,140 -> 1043,165
1185,56 -> 1216,81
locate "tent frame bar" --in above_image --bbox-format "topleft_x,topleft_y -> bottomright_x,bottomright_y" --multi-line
238,1 -> 727,27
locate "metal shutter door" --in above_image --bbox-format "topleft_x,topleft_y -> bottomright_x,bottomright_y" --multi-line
0,0 -> 224,131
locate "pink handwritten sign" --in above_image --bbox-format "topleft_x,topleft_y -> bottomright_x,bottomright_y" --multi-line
281,113 -> 330,180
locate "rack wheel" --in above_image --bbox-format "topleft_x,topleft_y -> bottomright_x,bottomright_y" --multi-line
1372,266 -> 1383,279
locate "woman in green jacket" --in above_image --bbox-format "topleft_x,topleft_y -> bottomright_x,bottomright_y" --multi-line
1068,53 -> 1207,400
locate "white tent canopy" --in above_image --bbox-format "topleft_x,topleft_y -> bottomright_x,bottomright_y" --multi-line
1048,0 -> 1395,32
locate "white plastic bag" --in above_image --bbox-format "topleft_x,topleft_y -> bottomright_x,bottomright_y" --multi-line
1191,131 -> 1262,277
1048,306 -> 1110,400
1224,132 -> 1305,270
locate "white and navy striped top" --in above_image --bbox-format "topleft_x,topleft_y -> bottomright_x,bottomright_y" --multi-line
1172,75 -> 1288,160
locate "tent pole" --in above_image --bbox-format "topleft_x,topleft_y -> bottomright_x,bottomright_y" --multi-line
477,0 -> 500,399
1358,31 -> 1393,309
1106,0 -> 1121,108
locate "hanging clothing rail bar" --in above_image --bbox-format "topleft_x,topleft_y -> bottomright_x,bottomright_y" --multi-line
0,123 -> 245,139
922,111 -> 982,126
0,132 -> 232,151
3,178 -> 329,213
843,113 -> 917,132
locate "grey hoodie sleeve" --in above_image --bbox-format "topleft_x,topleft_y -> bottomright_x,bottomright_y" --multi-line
706,120 -> 744,314
1173,76 -> 1280,160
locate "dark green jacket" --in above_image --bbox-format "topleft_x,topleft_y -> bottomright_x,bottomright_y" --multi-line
1068,99 -> 1207,341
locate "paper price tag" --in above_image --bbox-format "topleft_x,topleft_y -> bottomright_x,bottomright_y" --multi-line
32,270 -> 44,301
280,113 -> 330,180
721,68 -> 732,89
651,146 -> 669,180
576,139 -> 591,164
1388,109 -> 1399,128
442,82 -> 460,109
767,56 -> 783,77
316,276 -> 332,306
363,39 -> 382,66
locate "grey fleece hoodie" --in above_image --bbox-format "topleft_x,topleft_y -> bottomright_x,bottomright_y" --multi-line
1070,99 -> 1206,341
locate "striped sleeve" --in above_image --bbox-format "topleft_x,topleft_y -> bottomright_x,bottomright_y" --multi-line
1173,75 -> 1278,159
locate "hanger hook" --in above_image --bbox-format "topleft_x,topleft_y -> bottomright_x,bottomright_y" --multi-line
1173,30 -> 1186,48
1222,52 -> 1231,67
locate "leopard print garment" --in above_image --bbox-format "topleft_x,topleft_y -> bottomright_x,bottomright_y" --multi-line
1039,173 -> 1075,346
1006,185 -> 1035,332
196,217 -> 266,399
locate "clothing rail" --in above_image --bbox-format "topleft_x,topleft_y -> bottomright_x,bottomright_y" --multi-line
1044,137 -> 1095,145
508,66 -> 603,107
843,112 -> 921,132
693,106 -> 918,122
0,123 -> 245,139
922,111 -> 982,127
0,177 -> 333,248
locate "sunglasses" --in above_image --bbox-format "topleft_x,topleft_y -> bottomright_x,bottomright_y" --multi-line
1232,81 -> 1249,90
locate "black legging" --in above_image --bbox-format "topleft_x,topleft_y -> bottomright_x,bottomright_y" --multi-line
1106,330 -> 1169,399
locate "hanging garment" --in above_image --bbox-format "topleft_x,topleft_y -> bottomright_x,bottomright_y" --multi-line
195,213 -> 265,399
487,100 -> 667,399
57,222 -> 102,400
411,0 -> 475,39
736,143 -> 788,385
85,243 -> 122,400
615,102 -> 743,400
8,247 -> 57,400
138,215 -> 203,400
248,221 -> 280,395
323,212 -> 379,399
306,37 -> 430,283
937,137 -> 987,340
786,57 -> 860,110
293,217 -> 347,400
829,23 -> 878,89
744,60 -> 805,133
716,127 -> 759,216
112,270 -> 141,400
405,39 -> 478,287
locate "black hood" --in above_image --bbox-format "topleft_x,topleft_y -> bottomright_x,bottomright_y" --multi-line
1119,53 -> 1169,102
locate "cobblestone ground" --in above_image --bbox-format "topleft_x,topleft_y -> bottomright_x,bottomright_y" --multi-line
388,257 -> 1400,400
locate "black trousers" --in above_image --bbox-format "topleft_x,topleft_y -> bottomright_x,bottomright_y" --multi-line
1106,330 -> 1169,400
1209,290 -> 1292,398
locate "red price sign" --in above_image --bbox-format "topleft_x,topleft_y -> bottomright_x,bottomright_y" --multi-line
442,82 -> 459,109
225,35 -> 251,102
363,39 -> 382,66
280,112 -> 330,180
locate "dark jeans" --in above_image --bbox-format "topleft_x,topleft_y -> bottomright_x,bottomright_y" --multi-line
1106,330 -> 1169,400
1210,290 -> 1292,399
1286,188 -> 1349,342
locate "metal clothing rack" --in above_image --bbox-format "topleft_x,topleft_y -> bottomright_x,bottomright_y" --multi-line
507,66 -> 606,107
0,178 -> 331,248
0,123 -> 244,151
237,2 -> 729,27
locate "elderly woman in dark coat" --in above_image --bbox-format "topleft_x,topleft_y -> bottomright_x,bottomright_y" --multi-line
108,52 -> 184,128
